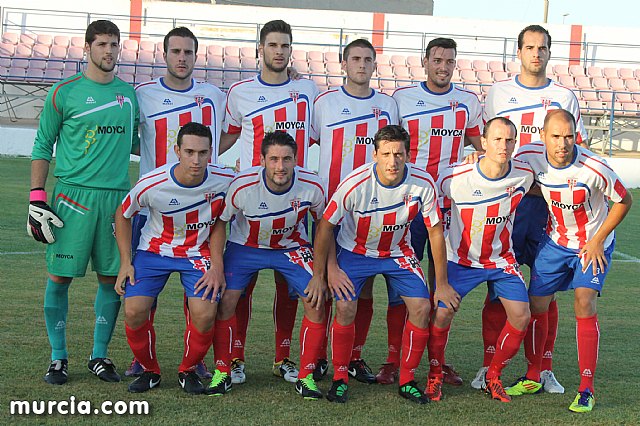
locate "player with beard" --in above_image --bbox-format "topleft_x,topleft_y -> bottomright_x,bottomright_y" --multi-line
29,20 -> 139,385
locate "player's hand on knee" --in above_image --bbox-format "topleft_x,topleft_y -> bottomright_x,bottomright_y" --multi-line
328,264 -> 355,301
115,264 -> 135,296
578,239 -> 607,275
304,275 -> 327,310
27,189 -> 63,244
195,265 -> 225,303
435,282 -> 461,312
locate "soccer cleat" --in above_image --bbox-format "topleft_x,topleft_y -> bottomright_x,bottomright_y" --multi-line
44,359 -> 68,385
125,358 -> 143,377
485,377 -> 511,403
470,366 -> 488,390
326,379 -> 349,403
348,358 -> 377,384
541,370 -> 565,394
398,380 -> 430,404
313,358 -> 329,382
194,361 -> 213,380
230,358 -> 246,384
88,357 -> 121,382
128,371 -> 161,393
376,362 -> 399,385
568,389 -> 595,413
178,371 -> 205,395
273,358 -> 299,383
442,363 -> 463,386
295,373 -> 323,400
425,374 -> 444,402
505,376 -> 543,396
205,369 -> 232,396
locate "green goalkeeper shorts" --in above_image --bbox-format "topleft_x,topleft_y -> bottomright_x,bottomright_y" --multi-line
46,182 -> 127,277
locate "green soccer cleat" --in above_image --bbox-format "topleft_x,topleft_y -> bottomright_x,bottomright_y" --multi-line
505,376 -> 543,396
398,380 -> 430,404
326,379 -> 349,403
205,369 -> 232,396
569,389 -> 595,413
295,373 -> 323,400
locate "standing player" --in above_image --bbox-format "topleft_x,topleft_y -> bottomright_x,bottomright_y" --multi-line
127,26 -> 226,378
475,24 -> 588,393
427,117 -> 534,403
392,37 -> 483,386
219,19 -> 319,384
208,132 -> 327,400
509,109 -> 632,412
310,125 -> 460,404
114,123 -> 234,394
310,38 -> 399,384
28,20 -> 139,385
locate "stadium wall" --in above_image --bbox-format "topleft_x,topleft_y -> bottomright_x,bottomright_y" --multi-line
214,0 -> 434,15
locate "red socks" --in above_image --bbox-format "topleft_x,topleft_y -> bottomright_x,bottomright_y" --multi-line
427,324 -> 450,376
232,278 -> 255,360
213,316 -> 236,374
330,319 -> 355,382
481,296 -> 507,367
541,300 -> 559,371
126,320 -> 160,374
399,320 -> 429,385
524,312 -> 548,382
385,303 -> 407,366
274,274 -> 298,362
486,321 -> 527,380
317,302 -> 333,360
576,314 -> 599,392
299,316 -> 325,377
351,298 -> 373,360
178,322 -> 215,373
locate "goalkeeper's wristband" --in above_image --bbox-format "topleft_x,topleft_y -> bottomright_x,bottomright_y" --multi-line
30,189 -> 47,203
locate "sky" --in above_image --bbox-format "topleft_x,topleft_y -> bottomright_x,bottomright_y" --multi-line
434,0 -> 639,29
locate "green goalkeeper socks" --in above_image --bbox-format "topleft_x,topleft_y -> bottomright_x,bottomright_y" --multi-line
91,282 -> 121,359
44,279 -> 70,361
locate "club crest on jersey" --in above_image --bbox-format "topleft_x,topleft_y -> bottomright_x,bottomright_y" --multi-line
116,94 -> 125,107
506,186 -> 516,195
290,197 -> 301,213
449,100 -> 459,111
541,97 -> 552,110
289,90 -> 299,103
567,178 -> 578,190
204,191 -> 217,202
372,107 -> 381,119
403,193 -> 413,208
194,95 -> 205,107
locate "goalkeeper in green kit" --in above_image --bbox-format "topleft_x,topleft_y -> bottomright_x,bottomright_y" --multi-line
28,20 -> 140,385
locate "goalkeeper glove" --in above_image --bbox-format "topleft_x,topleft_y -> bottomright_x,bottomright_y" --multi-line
27,188 -> 64,244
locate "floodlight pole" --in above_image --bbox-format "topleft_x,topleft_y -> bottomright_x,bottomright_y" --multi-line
543,0 -> 549,23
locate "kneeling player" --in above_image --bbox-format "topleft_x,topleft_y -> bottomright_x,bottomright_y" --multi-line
428,117 -> 534,403
114,123 -> 234,394
209,132 -> 327,400
509,109 -> 632,412
311,125 -> 460,404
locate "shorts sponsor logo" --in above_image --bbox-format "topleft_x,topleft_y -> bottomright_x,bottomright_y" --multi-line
590,277 -> 600,284
55,253 -> 74,259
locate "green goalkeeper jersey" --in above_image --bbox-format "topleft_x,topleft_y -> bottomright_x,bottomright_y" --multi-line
32,72 -> 140,191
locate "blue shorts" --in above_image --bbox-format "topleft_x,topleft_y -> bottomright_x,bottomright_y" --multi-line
131,213 -> 147,252
441,261 -> 528,308
512,195 -> 547,268
223,242 -> 313,299
336,247 -> 429,301
530,235 -> 614,297
124,250 -> 219,301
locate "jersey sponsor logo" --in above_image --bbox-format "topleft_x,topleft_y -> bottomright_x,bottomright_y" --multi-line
520,125 -> 543,134
355,136 -> 374,145
551,199 -> 583,210
449,100 -> 459,111
259,201 -> 268,210
382,222 -> 411,232
163,98 -> 173,106
275,121 -> 305,130
190,257 -> 211,274
286,246 -> 314,275
194,95 -> 204,107
169,198 -> 180,206
116,94 -> 125,107
485,214 -> 511,225
85,96 -> 96,104
55,253 -> 74,259
509,97 -> 517,104
290,197 -> 301,213
258,95 -> 267,103
272,224 -> 297,235
185,220 -> 216,230
430,128 -> 463,137
541,97 -> 552,109
289,90 -> 299,103
341,107 -> 351,115
472,189 -> 483,196
96,125 -> 126,134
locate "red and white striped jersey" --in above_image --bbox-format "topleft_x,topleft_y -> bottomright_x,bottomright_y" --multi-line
223,75 -> 319,170
324,163 -> 440,258
220,166 -> 325,249
311,87 -> 399,198
393,82 -> 482,181
515,143 -> 627,250
483,75 -> 587,149
438,160 -> 535,268
122,163 -> 235,258
136,78 -> 226,175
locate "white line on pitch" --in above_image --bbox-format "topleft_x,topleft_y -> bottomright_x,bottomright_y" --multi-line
614,251 -> 640,262
0,251 -> 45,255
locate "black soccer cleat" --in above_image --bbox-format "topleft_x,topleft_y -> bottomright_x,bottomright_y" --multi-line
348,359 -> 377,384
326,379 -> 349,403
88,357 -> 121,382
313,358 -> 329,382
128,371 -> 162,393
179,371 -> 205,395
44,359 -> 68,385
399,380 -> 430,404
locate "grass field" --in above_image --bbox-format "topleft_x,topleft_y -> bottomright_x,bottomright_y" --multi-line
1,156 -> 639,424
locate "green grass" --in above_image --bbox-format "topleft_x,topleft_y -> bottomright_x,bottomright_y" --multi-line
1,156 -> 639,424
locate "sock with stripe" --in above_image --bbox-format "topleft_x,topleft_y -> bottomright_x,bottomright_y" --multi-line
541,300 -> 559,371
351,297 -> 373,360
178,321 -> 215,373
427,324 -> 451,376
299,316 -> 325,377
274,274 -> 298,362
576,314 -> 599,392
213,316 -> 236,374
486,321 -> 527,380
231,278 -> 255,360
524,312 -> 548,382
399,320 -> 429,385
330,319 -> 355,382
125,320 -> 160,374
481,296 -> 507,367
385,303 -> 407,366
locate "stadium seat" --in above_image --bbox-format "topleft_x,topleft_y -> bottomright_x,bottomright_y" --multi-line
155,41 -> 164,53
390,55 -> 407,66
25,68 -> 44,82
291,49 -> 307,61
615,92 -> 633,104
139,40 -> 156,52
7,67 -> 26,80
118,73 -> 134,84
19,33 -> 36,45
122,39 -> 138,51
135,74 -> 152,84
11,56 -> 30,69
394,65 -> 410,79
32,44 -> 50,58
207,55 -> 223,68
376,54 -> 390,66
568,65 -> 585,77
619,68 -> 634,80
493,71 -> 508,81
195,54 -> 206,67
580,90 -> 599,102
324,51 -> 339,63
291,59 -> 308,73
310,74 -> 327,87
599,91 -> 614,103
48,47 -> 67,70
225,56 -> 241,68
44,68 -> 62,82
324,61 -> 341,75
154,51 -> 165,64
36,35 -> 53,46
207,44 -> 223,58
586,100 -> 604,113
137,50 -> 154,65
224,45 -> 240,59
327,75 -> 344,86
52,35 -> 69,48
70,36 -> 84,47
506,61 -> 519,73
0,56 -> 10,68
369,78 -> 380,90
377,65 -> 393,79
472,59 -> 488,71
2,32 -> 19,45
621,102 -> 638,116
635,69 -> 640,79
240,57 -> 258,72
557,75 -> 575,88
15,43 -> 32,57
476,70 -> 493,84
586,66 -> 603,78
62,69 -> 77,79
603,67 -> 619,79
379,77 -> 396,91
67,47 -> 83,60
192,67 -> 206,80
552,64 -> 569,76
0,43 -> 15,57
574,76 -> 592,89
240,46 -> 256,59
307,50 -> 323,62
450,68 -> 461,82
592,77 -> 609,90
406,56 -> 422,67
625,79 -> 640,92
456,58 -> 472,70
465,83 -> 482,96
50,45 -> 67,59
308,61 -> 325,75
488,61 -> 504,72
410,66 -> 425,80
609,78 -> 626,91
603,101 -> 623,112
459,69 -> 477,83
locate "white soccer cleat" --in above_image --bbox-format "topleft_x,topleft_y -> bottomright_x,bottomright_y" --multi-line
540,370 -> 565,394
273,358 -> 299,383
471,366 -> 488,390
230,358 -> 246,384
